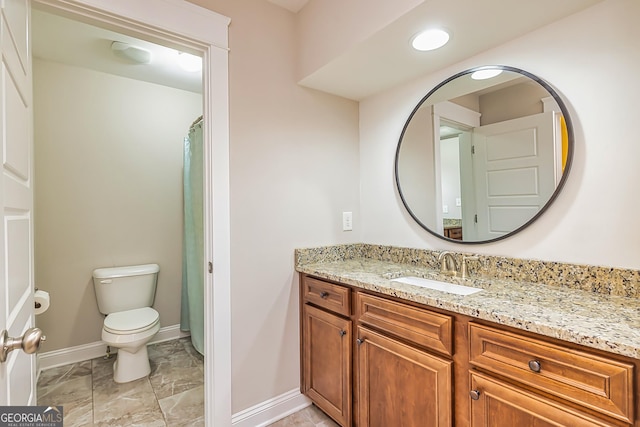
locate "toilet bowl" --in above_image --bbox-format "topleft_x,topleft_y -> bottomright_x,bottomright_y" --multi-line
92,264 -> 160,383
102,307 -> 161,383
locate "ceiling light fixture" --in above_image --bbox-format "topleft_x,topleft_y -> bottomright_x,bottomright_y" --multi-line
471,69 -> 503,80
411,28 -> 450,51
177,52 -> 202,73
111,41 -> 152,64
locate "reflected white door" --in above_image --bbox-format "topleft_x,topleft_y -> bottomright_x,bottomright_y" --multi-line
0,0 -> 37,405
471,112 -> 556,241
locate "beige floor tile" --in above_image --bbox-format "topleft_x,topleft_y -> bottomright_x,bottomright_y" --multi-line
37,360 -> 92,389
38,375 -> 93,427
304,405 -> 338,425
93,375 -> 164,425
157,384 -> 204,426
267,404 -> 338,427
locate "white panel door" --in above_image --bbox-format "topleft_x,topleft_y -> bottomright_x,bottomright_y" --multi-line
0,0 -> 38,405
471,112 -> 556,241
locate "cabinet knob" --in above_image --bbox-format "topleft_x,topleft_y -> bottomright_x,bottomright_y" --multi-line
319,291 -> 329,299
528,359 -> 542,373
339,330 -> 347,337
356,338 -> 365,346
469,389 -> 481,401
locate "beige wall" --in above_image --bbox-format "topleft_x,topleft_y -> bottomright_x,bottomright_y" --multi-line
189,0 -> 361,413
296,0 -> 424,80
479,81 -> 548,125
360,0 -> 640,269
33,59 -> 202,351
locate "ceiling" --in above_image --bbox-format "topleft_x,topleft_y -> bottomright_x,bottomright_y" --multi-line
32,0 -> 603,100
267,0 -> 310,13
32,8 -> 203,94
297,0 -> 604,100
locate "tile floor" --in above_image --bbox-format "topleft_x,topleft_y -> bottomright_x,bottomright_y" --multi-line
37,337 -> 204,426
37,336 -> 336,426
268,405 -> 339,427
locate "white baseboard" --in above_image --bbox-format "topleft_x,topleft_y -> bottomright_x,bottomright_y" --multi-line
37,324 -> 190,374
232,389 -> 311,427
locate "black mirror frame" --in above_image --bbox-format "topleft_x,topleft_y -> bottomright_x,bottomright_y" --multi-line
394,65 -> 574,244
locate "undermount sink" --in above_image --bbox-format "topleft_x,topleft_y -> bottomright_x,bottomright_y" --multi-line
391,276 -> 483,296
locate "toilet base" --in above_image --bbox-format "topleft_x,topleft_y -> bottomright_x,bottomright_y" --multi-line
112,344 -> 151,383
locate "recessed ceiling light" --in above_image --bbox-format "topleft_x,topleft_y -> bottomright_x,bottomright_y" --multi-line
471,69 -> 503,80
411,29 -> 450,51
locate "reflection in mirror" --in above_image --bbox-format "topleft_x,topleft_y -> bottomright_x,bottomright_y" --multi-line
395,66 -> 573,243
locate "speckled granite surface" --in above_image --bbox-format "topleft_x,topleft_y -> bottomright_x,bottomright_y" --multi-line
295,244 -> 640,360
443,218 -> 462,228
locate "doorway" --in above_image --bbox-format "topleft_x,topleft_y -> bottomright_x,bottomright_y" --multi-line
31,0 -> 231,424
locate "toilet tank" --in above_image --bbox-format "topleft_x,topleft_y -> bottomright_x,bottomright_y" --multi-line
92,264 -> 159,315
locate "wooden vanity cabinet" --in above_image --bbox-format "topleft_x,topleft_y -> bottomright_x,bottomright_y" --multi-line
300,274 -> 455,427
355,292 -> 454,426
444,227 -> 462,240
468,323 -> 636,427
301,277 -> 352,426
300,274 -> 639,427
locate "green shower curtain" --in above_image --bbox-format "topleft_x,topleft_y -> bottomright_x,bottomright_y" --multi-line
181,117 -> 204,355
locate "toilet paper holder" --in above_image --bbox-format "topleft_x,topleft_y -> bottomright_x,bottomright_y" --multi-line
34,288 -> 50,314
34,287 -> 41,309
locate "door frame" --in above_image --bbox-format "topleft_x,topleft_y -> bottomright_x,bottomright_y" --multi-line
32,0 -> 232,425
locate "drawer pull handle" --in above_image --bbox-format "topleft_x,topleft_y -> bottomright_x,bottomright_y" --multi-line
319,291 -> 329,299
356,338 -> 365,346
339,330 -> 347,337
470,390 -> 481,400
528,360 -> 542,373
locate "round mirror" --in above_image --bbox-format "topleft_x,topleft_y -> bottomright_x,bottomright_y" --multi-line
395,65 -> 573,243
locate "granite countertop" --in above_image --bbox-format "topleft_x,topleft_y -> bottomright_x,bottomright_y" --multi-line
296,257 -> 640,360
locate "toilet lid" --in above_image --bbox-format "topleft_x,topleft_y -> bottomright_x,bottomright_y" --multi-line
104,307 -> 160,334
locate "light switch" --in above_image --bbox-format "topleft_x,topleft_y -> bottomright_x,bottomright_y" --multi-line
443,205 -> 449,213
342,212 -> 353,231
456,198 -> 462,207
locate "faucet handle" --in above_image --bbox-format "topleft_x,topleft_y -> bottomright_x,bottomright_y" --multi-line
461,256 -> 479,279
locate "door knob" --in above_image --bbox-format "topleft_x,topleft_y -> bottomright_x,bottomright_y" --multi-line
0,328 -> 46,363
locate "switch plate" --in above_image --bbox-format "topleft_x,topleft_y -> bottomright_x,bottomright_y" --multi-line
456,198 -> 462,207
342,212 -> 353,231
443,205 -> 449,214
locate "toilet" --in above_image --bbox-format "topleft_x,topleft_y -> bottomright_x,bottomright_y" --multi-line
92,263 -> 161,383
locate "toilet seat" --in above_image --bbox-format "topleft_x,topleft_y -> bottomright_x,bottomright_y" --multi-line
104,307 -> 159,335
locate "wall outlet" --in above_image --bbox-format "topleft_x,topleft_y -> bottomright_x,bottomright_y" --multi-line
342,212 -> 353,231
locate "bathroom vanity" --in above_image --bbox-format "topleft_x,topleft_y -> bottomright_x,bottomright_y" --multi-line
296,245 -> 640,427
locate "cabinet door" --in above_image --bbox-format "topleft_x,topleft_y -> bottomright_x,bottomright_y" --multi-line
470,371 -> 616,427
303,304 -> 352,427
357,326 -> 452,427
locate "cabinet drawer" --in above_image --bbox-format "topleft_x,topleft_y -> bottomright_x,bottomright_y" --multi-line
469,323 -> 634,423
356,292 -> 453,356
303,276 -> 351,316
470,371 -> 616,427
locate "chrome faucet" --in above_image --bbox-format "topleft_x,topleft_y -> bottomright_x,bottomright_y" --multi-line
438,251 -> 458,276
